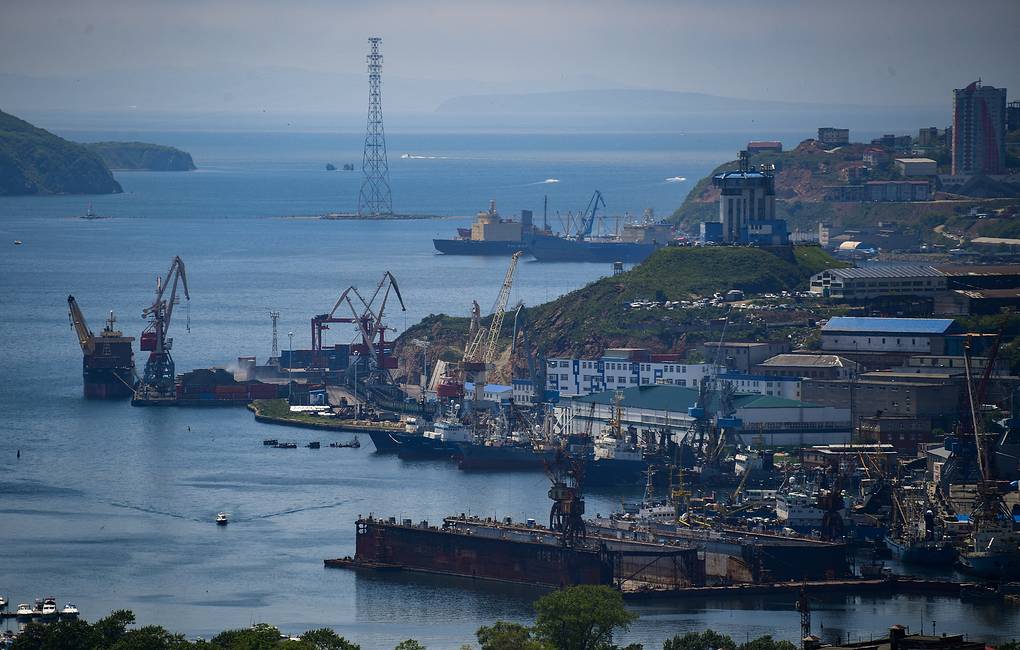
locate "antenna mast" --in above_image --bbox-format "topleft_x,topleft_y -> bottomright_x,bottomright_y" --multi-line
358,37 -> 393,217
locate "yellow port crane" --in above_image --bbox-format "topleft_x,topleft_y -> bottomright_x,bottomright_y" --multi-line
461,252 -> 522,390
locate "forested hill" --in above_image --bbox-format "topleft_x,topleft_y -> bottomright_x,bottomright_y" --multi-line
0,109 -> 122,195
85,141 -> 196,171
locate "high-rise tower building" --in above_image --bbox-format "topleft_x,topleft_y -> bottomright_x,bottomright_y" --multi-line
358,37 -> 393,217
952,80 -> 1007,176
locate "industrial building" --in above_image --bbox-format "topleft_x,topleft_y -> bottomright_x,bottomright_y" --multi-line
746,140 -> 782,153
808,265 -> 947,300
755,353 -> 858,380
820,317 -> 960,354
562,384 -> 851,446
702,340 -> 791,372
894,157 -> 937,177
952,80 -> 1007,176
935,288 -> 1020,315
715,371 -> 801,400
802,372 -> 962,427
545,349 -> 717,398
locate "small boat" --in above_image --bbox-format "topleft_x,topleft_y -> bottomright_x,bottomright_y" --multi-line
329,436 -> 361,449
262,439 -> 279,446
274,441 -> 297,449
40,597 -> 57,620
61,603 -> 79,618
14,240 -> 22,245
15,603 -> 33,620
216,512 -> 229,526
306,441 -> 320,449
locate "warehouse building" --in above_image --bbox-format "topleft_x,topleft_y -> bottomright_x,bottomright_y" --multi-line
820,317 -> 960,354
809,265 -> 946,300
561,384 -> 851,446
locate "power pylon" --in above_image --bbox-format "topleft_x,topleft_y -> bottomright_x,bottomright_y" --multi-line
358,36 -> 393,217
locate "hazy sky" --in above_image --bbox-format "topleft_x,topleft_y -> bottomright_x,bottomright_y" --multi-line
2,0 -> 1017,113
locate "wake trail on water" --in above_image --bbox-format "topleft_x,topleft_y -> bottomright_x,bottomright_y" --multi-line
525,178 -> 560,186
246,499 -> 356,521
110,502 -> 198,522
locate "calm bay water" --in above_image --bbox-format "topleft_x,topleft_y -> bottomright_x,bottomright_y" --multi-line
1,130 -> 1017,647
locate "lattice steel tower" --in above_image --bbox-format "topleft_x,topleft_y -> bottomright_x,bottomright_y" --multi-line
358,37 -> 393,217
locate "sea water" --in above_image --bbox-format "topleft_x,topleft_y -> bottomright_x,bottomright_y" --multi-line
1,129 -> 1016,647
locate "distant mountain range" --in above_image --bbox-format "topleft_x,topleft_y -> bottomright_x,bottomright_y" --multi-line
435,89 -> 860,114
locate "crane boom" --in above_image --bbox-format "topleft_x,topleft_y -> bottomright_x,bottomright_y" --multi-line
577,190 -> 605,241
67,295 -> 95,356
483,251 -> 522,364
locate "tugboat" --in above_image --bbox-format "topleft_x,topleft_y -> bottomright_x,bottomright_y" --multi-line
216,512 -> 229,526
61,603 -> 80,619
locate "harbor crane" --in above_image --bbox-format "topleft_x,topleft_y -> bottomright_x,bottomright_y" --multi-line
136,256 -> 190,401
311,271 -> 405,383
461,252 -> 522,392
575,190 -> 605,241
67,295 -> 96,357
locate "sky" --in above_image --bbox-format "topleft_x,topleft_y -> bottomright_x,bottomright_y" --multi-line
1,0 -> 1017,115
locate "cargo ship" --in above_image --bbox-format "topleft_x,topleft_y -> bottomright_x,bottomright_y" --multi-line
67,296 -> 136,399
433,200 -> 549,256
529,221 -> 674,263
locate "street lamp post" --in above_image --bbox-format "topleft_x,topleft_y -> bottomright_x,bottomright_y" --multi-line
288,331 -> 294,403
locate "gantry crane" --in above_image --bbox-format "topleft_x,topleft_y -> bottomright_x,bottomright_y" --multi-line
136,256 -> 190,401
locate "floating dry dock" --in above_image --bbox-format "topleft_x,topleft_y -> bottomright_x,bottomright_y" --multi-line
325,514 -> 857,590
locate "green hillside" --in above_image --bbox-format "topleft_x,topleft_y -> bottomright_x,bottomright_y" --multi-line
0,109 -> 122,195
395,245 -> 843,379
85,141 -> 196,171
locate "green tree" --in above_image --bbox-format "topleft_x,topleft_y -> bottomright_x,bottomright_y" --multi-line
532,585 -> 637,650
211,623 -> 283,650
737,636 -> 796,650
11,620 -> 96,650
476,621 -> 546,650
662,630 -> 735,650
394,641 -> 426,650
299,629 -> 360,650
110,625 -> 194,650
94,610 -> 137,647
